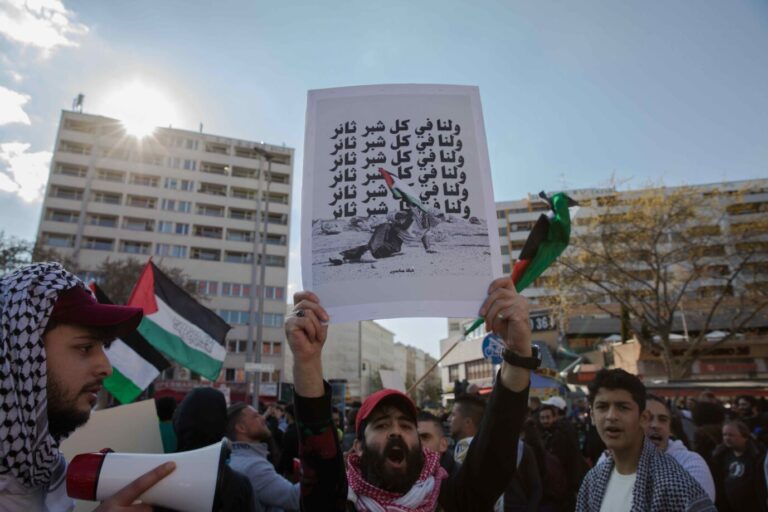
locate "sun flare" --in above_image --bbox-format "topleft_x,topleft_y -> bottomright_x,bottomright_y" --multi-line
100,81 -> 179,138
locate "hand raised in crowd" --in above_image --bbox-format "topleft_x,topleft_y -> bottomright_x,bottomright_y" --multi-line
286,291 -> 329,397
479,277 -> 532,392
93,461 -> 175,511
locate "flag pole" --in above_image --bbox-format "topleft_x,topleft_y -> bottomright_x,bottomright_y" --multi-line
407,334 -> 464,396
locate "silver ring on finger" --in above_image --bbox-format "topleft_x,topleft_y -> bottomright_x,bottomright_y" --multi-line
295,309 -> 305,318
497,312 -> 505,320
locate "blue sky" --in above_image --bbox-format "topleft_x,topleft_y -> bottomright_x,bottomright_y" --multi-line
1,0 -> 766,356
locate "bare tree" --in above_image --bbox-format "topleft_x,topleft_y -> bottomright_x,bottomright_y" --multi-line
93,258 -> 199,304
0,232 -> 31,275
557,184 -> 768,379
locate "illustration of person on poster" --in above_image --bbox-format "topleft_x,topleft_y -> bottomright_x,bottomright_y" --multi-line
301,84 -> 502,322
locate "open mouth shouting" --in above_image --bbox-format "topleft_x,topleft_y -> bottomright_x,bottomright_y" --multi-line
385,443 -> 407,470
603,425 -> 623,440
647,432 -> 664,445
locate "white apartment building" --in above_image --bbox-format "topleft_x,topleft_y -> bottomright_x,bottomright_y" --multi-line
440,179 -> 768,400
36,110 -> 293,400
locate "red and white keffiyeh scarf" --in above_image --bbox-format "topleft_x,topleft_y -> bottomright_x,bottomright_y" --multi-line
346,448 -> 448,512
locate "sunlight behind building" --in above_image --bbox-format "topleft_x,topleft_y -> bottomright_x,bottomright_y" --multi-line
100,81 -> 179,138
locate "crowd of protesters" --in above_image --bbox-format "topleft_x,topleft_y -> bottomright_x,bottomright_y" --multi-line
2,262 -> 767,511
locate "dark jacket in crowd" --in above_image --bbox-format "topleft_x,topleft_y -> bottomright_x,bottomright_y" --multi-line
503,441 -> 542,512
541,418 -> 589,512
711,440 -> 767,512
173,387 -> 255,512
293,378 -> 530,511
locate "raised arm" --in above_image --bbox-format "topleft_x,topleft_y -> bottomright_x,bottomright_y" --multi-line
285,292 -> 347,511
440,277 -> 532,511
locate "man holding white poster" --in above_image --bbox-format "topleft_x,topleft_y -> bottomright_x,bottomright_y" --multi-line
302,84 -> 501,323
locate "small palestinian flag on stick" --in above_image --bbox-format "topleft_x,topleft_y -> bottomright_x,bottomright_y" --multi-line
511,191 -> 578,291
128,261 -> 230,381
378,167 -> 429,213
90,282 -> 171,404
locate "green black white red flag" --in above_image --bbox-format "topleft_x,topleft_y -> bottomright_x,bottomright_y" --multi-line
511,191 -> 577,291
378,167 -> 430,213
90,282 -> 170,404
128,261 -> 230,381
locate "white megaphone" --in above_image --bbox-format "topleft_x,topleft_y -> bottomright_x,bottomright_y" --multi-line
67,438 -> 230,512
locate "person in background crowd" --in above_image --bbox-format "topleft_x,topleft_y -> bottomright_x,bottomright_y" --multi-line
332,405 -> 345,441
341,407 -> 359,453
598,394 -> 715,501
0,263 -> 175,512
711,419 -> 767,512
576,369 -> 714,512
538,402 -> 588,512
155,396 -> 178,453
278,404 -> 300,481
501,429 -> 542,512
227,402 -> 300,511
448,393 -> 486,463
692,400 -> 727,468
698,391 -> 718,405
286,276 -> 533,511
735,395 -> 762,433
521,419 -> 567,512
528,396 -> 541,416
173,387 -> 255,512
417,411 -> 458,478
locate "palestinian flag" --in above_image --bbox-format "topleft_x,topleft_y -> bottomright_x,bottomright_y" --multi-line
378,167 -> 429,213
128,261 -> 230,381
90,283 -> 171,404
511,191 -> 578,291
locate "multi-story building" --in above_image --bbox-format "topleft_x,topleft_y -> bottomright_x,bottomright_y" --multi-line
281,317 -> 441,405
440,179 -> 768,400
36,110 -> 293,402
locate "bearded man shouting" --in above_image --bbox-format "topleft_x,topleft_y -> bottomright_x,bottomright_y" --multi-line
285,277 -> 534,511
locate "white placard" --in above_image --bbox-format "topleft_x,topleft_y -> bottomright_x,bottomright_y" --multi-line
379,369 -> 406,392
302,84 -> 501,323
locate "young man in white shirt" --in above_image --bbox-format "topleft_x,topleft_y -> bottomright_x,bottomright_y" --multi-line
576,369 -> 715,512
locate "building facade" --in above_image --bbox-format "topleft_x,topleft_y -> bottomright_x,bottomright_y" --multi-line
36,110 -> 293,400
440,179 -> 768,400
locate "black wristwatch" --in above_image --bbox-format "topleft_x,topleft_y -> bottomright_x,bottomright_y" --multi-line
501,346 -> 541,370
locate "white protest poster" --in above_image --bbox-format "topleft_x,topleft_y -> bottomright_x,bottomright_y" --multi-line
302,84 -> 501,323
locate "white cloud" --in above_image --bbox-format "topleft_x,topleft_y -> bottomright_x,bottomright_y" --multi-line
0,85 -> 31,125
0,0 -> 88,54
0,142 -> 51,202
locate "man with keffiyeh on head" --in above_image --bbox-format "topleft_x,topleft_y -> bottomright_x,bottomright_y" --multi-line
285,276 -> 533,511
0,263 -> 176,511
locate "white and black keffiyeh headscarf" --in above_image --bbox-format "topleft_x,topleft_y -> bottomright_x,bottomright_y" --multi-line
0,262 -> 85,489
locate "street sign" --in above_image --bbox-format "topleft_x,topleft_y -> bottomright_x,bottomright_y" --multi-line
244,362 -> 275,373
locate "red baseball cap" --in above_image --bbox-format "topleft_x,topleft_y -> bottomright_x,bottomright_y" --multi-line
356,389 -> 418,433
50,286 -> 143,337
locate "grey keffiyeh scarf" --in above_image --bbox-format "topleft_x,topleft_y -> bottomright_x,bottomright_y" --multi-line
0,262 -> 84,490
576,438 -> 716,512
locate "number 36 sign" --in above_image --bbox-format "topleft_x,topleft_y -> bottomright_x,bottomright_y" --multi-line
530,312 -> 554,332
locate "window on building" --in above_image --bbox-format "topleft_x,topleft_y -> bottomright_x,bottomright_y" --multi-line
219,310 -> 250,325
261,313 -> 284,328
500,245 -> 509,255
269,173 -> 290,185
221,282 -> 251,298
196,204 -> 225,217
83,237 -> 114,251
226,229 -> 254,242
225,368 -> 236,381
130,174 -> 160,187
231,166 -> 258,179
200,163 -> 228,175
44,232 -> 74,248
229,208 -> 255,220
190,280 -> 219,296
123,217 -> 154,231
85,214 -> 117,227
51,186 -> 84,201
120,240 -> 151,255
198,183 -> 227,196
448,364 -> 459,382
164,178 -> 194,191
265,234 -> 286,246
95,169 -> 125,182
155,244 -> 187,258
259,254 -> 285,267
190,247 -> 221,261
465,359 -> 493,381
161,199 -> 192,213
263,286 -> 285,300
92,191 -> 122,205
267,213 -> 288,225
264,192 -> 289,204
224,251 -> 253,264
59,140 -> 92,155
126,195 -> 156,209
193,225 -> 223,239
231,187 -> 256,200
502,263 -> 511,274
498,226 -> 508,236
46,209 -> 79,223
55,163 -> 87,177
